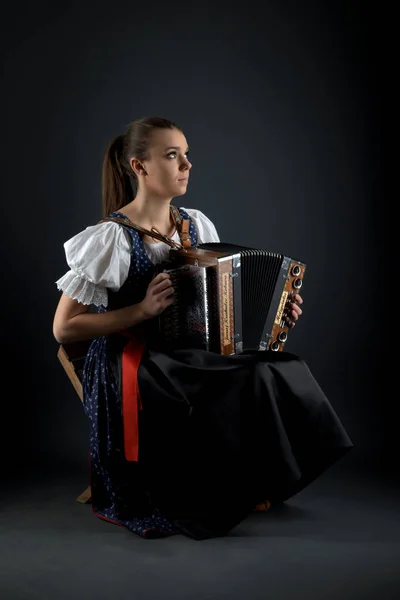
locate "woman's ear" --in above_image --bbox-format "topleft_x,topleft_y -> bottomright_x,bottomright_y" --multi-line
130,158 -> 147,176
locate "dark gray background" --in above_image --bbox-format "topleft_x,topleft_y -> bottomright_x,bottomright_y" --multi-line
2,3 -> 396,600
1,1 -> 388,483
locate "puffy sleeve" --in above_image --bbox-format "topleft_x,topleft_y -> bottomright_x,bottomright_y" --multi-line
181,207 -> 220,243
55,222 -> 131,307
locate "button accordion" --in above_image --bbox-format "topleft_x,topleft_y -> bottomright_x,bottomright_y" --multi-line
156,242 -> 306,355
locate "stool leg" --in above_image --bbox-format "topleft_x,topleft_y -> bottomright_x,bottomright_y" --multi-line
253,499 -> 272,512
76,486 -> 92,504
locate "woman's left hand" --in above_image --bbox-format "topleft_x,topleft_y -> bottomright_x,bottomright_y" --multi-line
286,293 -> 303,328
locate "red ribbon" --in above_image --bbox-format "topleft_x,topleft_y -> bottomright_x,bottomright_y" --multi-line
121,330 -> 146,461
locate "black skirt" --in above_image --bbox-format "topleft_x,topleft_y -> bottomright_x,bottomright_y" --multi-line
133,346 -> 353,539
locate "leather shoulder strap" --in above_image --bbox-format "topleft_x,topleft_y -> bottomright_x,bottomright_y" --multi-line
98,215 -> 182,250
98,205 -> 192,249
170,205 -> 192,248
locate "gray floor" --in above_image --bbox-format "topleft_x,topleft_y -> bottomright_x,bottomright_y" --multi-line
1,461 -> 399,600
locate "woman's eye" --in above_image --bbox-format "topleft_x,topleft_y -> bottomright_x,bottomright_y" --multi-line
166,152 -> 190,159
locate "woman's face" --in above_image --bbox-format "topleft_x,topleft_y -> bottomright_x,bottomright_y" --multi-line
133,127 -> 192,198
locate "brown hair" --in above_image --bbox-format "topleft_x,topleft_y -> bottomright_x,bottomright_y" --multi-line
102,116 -> 182,216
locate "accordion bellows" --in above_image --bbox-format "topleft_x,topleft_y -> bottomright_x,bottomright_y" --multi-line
156,242 -> 306,355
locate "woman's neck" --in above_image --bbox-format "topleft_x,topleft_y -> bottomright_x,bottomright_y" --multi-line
120,195 -> 177,241
122,196 -> 173,234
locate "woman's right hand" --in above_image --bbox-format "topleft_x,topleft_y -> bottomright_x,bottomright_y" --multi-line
139,272 -> 175,319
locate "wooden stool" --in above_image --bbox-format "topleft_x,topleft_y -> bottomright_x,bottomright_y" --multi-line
57,340 -> 92,504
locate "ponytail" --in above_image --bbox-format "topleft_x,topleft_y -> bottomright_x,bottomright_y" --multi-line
101,134 -> 134,217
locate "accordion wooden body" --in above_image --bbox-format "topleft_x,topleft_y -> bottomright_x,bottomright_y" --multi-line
156,242 -> 306,355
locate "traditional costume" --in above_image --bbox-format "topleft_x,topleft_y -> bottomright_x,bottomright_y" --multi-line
56,206 -> 353,539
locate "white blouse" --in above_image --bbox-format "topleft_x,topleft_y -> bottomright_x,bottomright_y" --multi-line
55,207 -> 220,307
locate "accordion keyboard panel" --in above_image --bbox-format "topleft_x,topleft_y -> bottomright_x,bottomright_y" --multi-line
266,259 -> 306,352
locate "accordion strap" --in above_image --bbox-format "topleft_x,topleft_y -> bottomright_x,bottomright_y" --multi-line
170,204 -> 192,248
98,205 -> 191,250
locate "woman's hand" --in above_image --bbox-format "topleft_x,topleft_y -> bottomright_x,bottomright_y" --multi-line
139,272 -> 175,319
286,293 -> 303,328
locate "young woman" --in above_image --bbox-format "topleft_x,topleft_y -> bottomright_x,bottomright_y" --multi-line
53,116 -> 353,540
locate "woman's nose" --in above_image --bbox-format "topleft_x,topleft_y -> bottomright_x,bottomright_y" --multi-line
181,158 -> 192,170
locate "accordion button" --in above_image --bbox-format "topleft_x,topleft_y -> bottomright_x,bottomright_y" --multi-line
278,331 -> 287,343
291,265 -> 301,276
271,341 -> 280,351
293,278 -> 303,289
